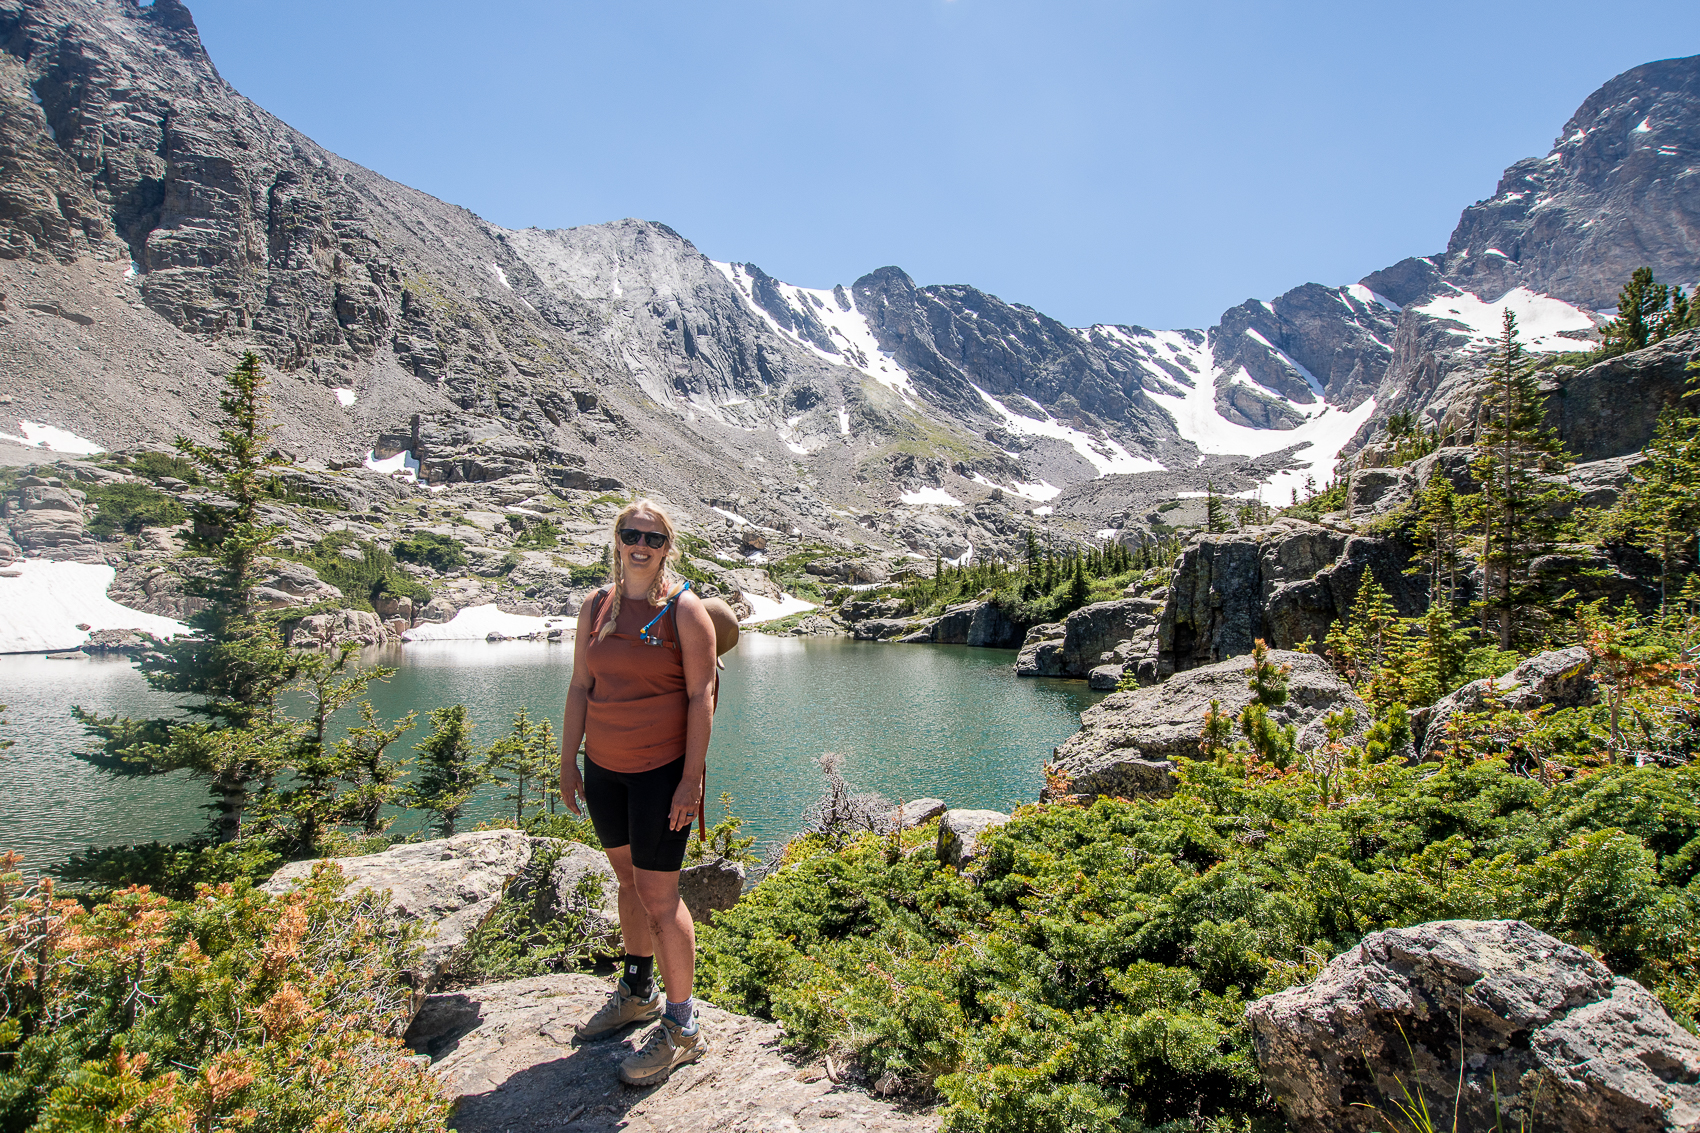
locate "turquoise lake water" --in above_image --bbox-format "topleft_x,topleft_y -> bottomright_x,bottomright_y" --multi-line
0,635 -> 1105,870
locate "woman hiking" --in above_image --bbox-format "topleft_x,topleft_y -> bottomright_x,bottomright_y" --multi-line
560,498 -> 717,1085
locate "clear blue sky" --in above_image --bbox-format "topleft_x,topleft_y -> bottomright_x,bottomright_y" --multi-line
187,0 -> 1700,330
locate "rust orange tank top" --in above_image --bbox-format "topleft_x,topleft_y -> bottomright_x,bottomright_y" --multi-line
582,587 -> 687,773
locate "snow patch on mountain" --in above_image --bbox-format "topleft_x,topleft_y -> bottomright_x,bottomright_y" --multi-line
365,449 -> 421,482
900,487 -> 963,507
1102,328 -> 1377,505
1347,284 -> 1402,313
1412,287 -> 1596,351
968,472 -> 1061,502
712,262 -> 918,400
0,421 -> 104,456
968,383 -> 1165,477
0,560 -> 186,653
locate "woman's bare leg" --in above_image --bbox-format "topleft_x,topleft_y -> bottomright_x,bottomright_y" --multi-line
602,845 -> 654,959
632,867 -> 695,1003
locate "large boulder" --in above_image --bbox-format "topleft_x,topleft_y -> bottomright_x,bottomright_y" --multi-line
1247,919 -> 1700,1133
406,974 -> 938,1133
281,607 -> 394,648
1050,649 -> 1367,796
725,567 -> 781,602
931,598 -> 1025,648
1416,647 -> 1597,758
263,830 -> 538,1002
853,617 -> 921,642
1013,622 -> 1066,677
1060,597 -> 1163,680
884,798 -> 948,830
254,558 -> 343,610
937,808 -> 1009,868
678,857 -> 745,924
528,842 -> 619,938
1347,465 -> 1416,519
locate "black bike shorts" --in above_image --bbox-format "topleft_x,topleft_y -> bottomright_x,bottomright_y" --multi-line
583,754 -> 692,873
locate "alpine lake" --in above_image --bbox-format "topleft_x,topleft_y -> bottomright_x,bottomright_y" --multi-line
0,634 -> 1106,872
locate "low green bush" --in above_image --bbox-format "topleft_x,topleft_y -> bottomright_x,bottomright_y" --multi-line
697,759 -> 1700,1132
0,858 -> 451,1132
299,533 -> 428,610
85,481 -> 184,536
392,532 -> 467,573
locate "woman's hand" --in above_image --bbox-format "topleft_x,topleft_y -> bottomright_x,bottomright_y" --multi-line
560,761 -> 585,817
669,777 -> 700,832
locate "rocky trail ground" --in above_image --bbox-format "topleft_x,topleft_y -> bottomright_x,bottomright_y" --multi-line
409,975 -> 936,1133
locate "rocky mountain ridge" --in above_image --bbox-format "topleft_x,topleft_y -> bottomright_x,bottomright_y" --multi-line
4,0 -> 1700,567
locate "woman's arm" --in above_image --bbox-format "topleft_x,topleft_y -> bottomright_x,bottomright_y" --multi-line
559,591 -> 602,816
670,589 -> 718,833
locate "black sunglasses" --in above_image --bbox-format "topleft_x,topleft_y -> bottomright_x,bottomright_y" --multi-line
618,528 -> 669,549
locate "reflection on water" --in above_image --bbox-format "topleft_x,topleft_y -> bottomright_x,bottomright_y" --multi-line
0,636 -> 1104,869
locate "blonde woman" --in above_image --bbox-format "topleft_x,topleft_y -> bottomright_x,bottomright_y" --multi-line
560,498 -> 717,1084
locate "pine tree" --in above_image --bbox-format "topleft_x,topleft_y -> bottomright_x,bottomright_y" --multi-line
1205,482 -> 1227,533
1470,310 -> 1575,649
1199,699 -> 1235,767
1324,575 -> 1404,699
336,700 -> 418,835
1066,557 -> 1090,610
1239,640 -> 1296,770
73,354 -> 304,842
1410,476 -> 1466,607
1600,267 -> 1668,355
408,705 -> 485,836
1616,364 -> 1700,606
486,708 -> 558,826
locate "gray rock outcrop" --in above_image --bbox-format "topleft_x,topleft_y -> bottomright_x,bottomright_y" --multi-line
280,607 -> 395,648
1160,524 -> 1425,674
263,830 -> 539,1000
937,809 -> 1010,868
1247,919 -> 1700,1133
884,798 -> 948,830
1050,650 -> 1367,797
1013,622 -> 1066,676
529,842 -> 620,938
678,857 -> 745,924
1416,647 -> 1598,758
406,974 -> 937,1132
930,599 -> 1024,648
1060,597 -> 1163,681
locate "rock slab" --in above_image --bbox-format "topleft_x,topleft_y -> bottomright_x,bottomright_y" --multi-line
937,809 -> 1009,868
678,857 -> 746,924
407,974 -> 937,1132
264,830 -> 537,996
1417,647 -> 1597,758
1247,919 -> 1700,1133
1051,649 -> 1367,792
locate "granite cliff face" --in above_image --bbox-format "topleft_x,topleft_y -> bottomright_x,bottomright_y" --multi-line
3,0 -> 1700,560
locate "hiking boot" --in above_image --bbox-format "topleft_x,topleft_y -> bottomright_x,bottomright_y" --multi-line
619,1016 -> 709,1086
574,980 -> 662,1042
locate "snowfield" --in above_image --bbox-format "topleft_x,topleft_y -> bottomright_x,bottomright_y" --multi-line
900,487 -> 963,507
741,592 -> 817,624
1412,287 -> 1596,352
401,604 -> 573,642
0,421 -> 105,456
1091,326 -> 1377,506
0,560 -> 187,653
969,382 -> 1165,476
713,261 -> 919,401
365,449 -> 421,482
